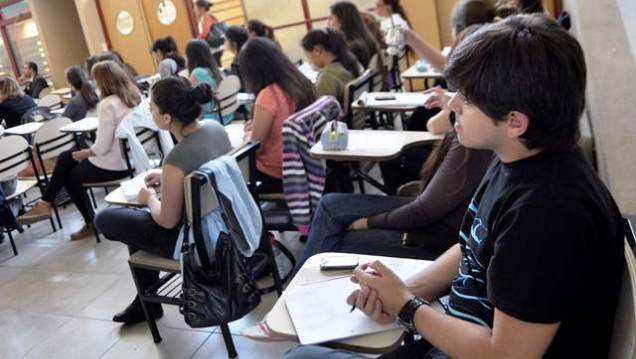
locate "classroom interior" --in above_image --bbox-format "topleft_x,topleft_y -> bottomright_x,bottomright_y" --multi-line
0,0 -> 635,358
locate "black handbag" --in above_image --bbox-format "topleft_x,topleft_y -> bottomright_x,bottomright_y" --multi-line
180,231 -> 261,328
205,21 -> 227,48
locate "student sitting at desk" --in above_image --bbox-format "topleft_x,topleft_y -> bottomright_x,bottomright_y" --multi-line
239,38 -> 316,193
95,78 -> 231,325
328,1 -> 380,70
224,25 -> 248,88
18,61 -> 140,240
301,28 -> 361,127
295,128 -> 492,269
285,14 -> 624,359
0,77 -> 36,129
152,36 -> 186,79
62,65 -> 99,122
186,39 -> 232,125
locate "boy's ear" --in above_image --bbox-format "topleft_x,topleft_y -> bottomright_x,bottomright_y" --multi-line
506,111 -> 530,139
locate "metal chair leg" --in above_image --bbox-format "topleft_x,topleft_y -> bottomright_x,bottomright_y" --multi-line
220,323 -> 237,358
128,263 -> 163,343
52,204 -> 63,230
88,188 -> 97,209
7,230 -> 17,256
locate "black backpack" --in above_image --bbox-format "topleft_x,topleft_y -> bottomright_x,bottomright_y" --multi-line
206,21 -> 228,48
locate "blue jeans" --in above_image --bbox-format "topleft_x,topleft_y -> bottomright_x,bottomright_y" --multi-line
296,193 -> 438,271
284,339 -> 449,359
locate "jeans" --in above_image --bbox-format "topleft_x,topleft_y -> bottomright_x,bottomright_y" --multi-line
43,150 -> 129,222
296,193 -> 438,271
95,207 -> 182,293
284,339 -> 449,359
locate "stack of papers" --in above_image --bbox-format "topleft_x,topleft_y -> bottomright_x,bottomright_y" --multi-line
297,62 -> 319,83
357,92 -> 431,108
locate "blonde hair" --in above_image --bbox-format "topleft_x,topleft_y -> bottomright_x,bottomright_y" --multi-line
0,77 -> 24,100
91,60 -> 141,108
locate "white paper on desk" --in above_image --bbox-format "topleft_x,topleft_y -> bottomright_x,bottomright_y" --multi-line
285,277 -> 399,345
358,92 -> 431,108
346,132 -> 406,153
237,93 -> 254,102
119,176 -> 146,201
297,62 -> 319,83
224,123 -> 245,148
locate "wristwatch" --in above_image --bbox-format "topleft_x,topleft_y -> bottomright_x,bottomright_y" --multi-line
397,297 -> 430,334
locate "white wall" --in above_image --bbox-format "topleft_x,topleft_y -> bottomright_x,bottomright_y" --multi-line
563,0 -> 636,214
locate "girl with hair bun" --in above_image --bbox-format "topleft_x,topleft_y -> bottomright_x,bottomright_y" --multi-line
94,77 -> 231,326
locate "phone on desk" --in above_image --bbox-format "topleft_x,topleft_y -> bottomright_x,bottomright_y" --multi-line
320,255 -> 360,271
374,94 -> 396,101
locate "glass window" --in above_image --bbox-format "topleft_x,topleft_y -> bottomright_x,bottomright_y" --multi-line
6,19 -> 51,78
116,11 -> 134,35
158,0 -> 177,25
0,0 -> 29,19
0,36 -> 15,78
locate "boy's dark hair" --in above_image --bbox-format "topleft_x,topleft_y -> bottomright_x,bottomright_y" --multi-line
445,14 -> 586,152
451,0 -> 495,36
26,61 -> 38,73
151,36 -> 178,55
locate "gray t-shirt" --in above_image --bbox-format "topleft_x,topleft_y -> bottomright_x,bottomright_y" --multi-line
164,121 -> 231,175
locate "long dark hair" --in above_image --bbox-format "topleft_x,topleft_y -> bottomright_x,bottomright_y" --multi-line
420,131 -> 473,194
225,25 -> 248,52
330,2 -> 378,60
151,77 -> 212,125
186,39 -> 222,83
239,38 -> 316,111
247,19 -> 275,40
65,65 -> 99,109
301,28 -> 360,77
381,0 -> 412,28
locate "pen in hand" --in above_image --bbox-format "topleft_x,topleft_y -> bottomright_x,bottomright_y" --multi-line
349,303 -> 356,313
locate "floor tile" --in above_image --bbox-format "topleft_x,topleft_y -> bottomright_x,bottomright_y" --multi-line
0,310 -> 71,359
100,325 -> 210,359
191,333 -> 296,359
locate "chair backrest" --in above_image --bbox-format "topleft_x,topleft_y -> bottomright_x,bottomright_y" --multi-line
37,87 -> 51,98
610,220 -> 636,359
119,127 -> 164,174
183,141 -> 261,267
343,69 -> 377,128
33,117 -> 76,161
215,75 -> 241,118
37,94 -> 62,109
0,135 -> 33,181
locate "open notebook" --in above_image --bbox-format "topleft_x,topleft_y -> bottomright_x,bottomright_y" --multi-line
119,175 -> 147,201
285,258 -> 427,345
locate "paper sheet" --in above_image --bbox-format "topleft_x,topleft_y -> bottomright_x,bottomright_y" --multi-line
297,62 -> 319,83
119,175 -> 147,201
358,92 -> 431,108
224,123 -> 245,149
285,257 -> 428,345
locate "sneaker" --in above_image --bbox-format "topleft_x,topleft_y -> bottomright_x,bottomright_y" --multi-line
70,223 -> 95,241
17,201 -> 51,225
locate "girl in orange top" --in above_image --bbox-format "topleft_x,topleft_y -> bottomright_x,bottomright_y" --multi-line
239,38 -> 316,193
193,0 -> 223,64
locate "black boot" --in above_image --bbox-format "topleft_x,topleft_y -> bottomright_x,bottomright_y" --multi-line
112,296 -> 163,325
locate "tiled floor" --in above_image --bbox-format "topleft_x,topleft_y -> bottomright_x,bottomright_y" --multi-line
0,189 -> 306,359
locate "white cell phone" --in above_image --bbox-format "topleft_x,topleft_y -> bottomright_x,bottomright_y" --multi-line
320,255 -> 360,271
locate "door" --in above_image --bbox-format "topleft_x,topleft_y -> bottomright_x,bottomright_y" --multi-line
99,0 -> 156,75
141,0 -> 194,63
141,0 -> 195,57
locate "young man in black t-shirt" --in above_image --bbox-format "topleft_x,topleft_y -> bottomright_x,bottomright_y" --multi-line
284,13 -> 624,359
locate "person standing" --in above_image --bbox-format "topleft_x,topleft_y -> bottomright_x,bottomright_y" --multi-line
194,0 -> 224,65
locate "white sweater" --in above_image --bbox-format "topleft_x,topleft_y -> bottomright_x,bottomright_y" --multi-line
88,95 -> 133,171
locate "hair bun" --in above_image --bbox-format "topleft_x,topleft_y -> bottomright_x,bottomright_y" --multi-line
187,83 -> 213,104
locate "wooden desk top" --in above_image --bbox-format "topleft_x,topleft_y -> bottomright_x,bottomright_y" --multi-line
4,122 -> 44,136
401,63 -> 444,80
310,130 -> 442,162
60,117 -> 98,133
265,252 -> 433,354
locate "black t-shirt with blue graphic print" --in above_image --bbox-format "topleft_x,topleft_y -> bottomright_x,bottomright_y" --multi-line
448,147 -> 624,358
